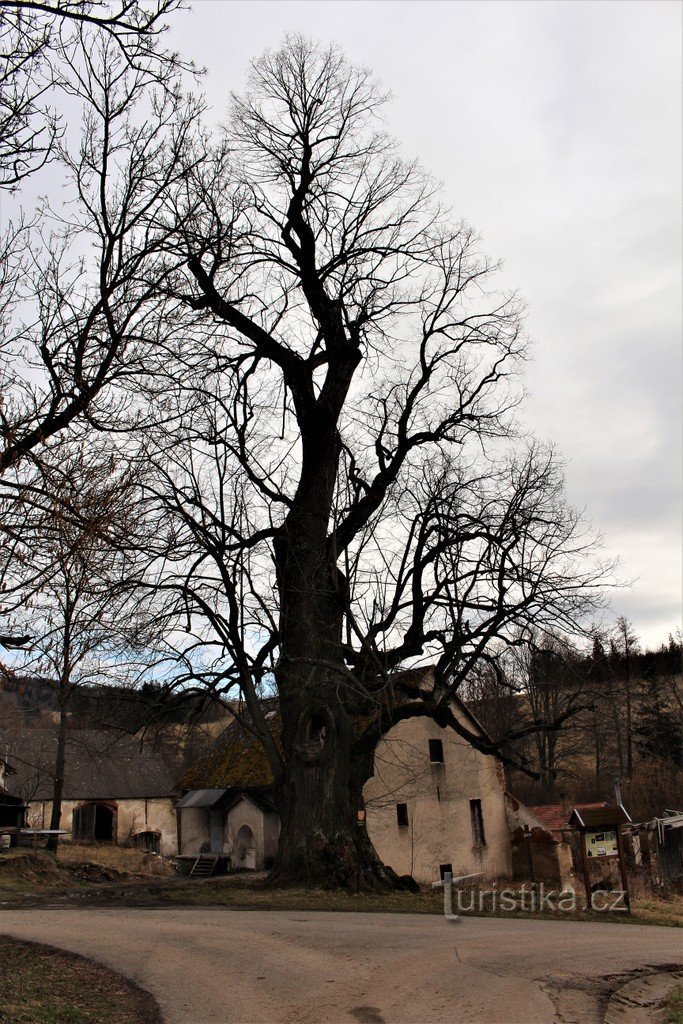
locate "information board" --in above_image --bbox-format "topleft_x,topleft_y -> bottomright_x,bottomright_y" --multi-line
584,828 -> 618,858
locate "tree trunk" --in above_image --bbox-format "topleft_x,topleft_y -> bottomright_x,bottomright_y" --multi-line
268,690 -> 391,889
46,701 -> 68,853
269,448 -> 395,888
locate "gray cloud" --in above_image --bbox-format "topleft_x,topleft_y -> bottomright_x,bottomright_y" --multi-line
168,0 -> 681,646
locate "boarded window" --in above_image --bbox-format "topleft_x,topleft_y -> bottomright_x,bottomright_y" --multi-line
396,803 -> 409,827
439,862 -> 453,880
133,831 -> 160,855
429,739 -> 444,763
470,798 -> 485,846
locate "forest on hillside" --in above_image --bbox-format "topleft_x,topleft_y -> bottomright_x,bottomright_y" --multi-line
466,619 -> 682,821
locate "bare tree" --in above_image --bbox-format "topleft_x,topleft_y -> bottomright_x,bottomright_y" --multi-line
0,24 -> 197,648
127,37 -> 611,887
0,0 -> 185,190
8,454 -> 155,851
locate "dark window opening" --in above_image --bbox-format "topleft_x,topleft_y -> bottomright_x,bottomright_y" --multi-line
470,798 -> 485,846
439,862 -> 453,880
133,831 -> 160,855
94,803 -> 114,841
396,802 -> 409,827
0,805 -> 24,828
429,739 -> 444,763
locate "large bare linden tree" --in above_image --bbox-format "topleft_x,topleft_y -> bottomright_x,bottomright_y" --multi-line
3,27 -> 608,887
134,37 -> 609,888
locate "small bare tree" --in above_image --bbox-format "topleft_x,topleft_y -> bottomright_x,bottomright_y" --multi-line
9,454 -> 154,851
0,20 -> 196,647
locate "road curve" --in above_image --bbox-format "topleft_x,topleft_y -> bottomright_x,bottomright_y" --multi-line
1,908 -> 680,1024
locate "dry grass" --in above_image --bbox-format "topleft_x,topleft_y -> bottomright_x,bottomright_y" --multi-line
668,983 -> 683,1024
2,850 -> 681,928
57,843 -> 174,877
0,936 -> 163,1024
0,845 -> 173,903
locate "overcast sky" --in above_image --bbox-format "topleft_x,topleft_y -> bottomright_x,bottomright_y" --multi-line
164,1 -> 683,649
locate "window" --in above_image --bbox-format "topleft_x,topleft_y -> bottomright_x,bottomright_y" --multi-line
470,799 -> 485,846
133,831 -> 161,855
439,862 -> 453,880
429,738 -> 444,763
396,802 -> 409,827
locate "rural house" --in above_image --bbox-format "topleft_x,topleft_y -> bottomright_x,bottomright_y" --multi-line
176,688 -> 512,884
0,726 -> 178,855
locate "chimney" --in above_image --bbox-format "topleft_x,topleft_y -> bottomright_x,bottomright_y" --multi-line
613,777 -> 622,807
560,792 -> 570,817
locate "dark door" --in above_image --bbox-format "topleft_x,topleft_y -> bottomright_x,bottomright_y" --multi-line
94,804 -> 114,841
209,810 -> 223,854
72,804 -> 96,842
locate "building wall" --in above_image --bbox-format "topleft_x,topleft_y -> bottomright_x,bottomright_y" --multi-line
505,795 -> 574,884
179,799 -> 280,869
225,798 -> 265,868
27,797 -> 178,856
363,716 -> 511,884
179,806 -> 210,855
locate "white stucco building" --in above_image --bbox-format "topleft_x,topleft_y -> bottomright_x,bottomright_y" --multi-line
176,693 -> 512,884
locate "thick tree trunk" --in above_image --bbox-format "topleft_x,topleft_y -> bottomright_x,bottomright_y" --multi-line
268,687 -> 392,889
269,435 -> 395,888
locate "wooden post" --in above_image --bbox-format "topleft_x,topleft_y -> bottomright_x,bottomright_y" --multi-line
579,831 -> 593,912
524,829 -> 536,884
615,825 -> 631,913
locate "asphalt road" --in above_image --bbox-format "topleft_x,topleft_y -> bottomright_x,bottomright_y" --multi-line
1,908 -> 680,1024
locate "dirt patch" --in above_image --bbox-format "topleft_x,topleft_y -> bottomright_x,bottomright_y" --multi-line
66,861 -> 132,883
0,934 -> 164,1024
541,966 -> 683,1024
349,1008 -> 386,1023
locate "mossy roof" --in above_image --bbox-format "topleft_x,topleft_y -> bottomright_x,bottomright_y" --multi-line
177,711 -> 281,792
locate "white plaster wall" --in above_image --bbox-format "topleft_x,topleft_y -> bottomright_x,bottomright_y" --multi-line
363,716 -> 511,884
178,807 -> 209,854
225,798 -> 265,868
29,797 -> 178,856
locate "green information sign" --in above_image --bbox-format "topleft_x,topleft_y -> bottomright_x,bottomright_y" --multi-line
584,828 -> 618,859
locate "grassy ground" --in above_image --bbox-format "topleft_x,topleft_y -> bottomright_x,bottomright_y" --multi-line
56,844 -> 175,877
0,936 -> 163,1024
0,847 -> 172,902
669,984 -> 683,1024
1,849 -> 681,926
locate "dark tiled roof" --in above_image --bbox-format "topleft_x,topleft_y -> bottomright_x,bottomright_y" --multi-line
0,783 -> 25,805
0,727 -> 176,801
569,805 -> 631,828
528,802 -> 608,835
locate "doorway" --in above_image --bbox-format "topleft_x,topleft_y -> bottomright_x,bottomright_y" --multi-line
234,824 -> 256,869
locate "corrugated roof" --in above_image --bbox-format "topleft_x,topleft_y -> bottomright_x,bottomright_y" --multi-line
176,788 -> 227,809
0,727 -> 176,801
